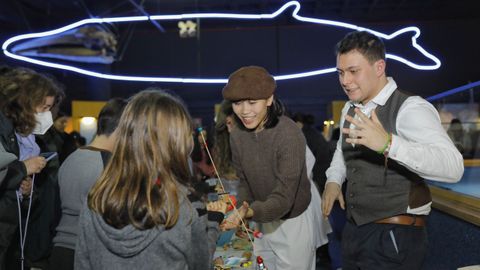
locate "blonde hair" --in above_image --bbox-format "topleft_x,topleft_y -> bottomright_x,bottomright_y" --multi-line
88,89 -> 194,230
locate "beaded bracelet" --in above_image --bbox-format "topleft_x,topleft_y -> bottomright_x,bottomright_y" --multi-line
377,133 -> 392,155
383,133 -> 393,157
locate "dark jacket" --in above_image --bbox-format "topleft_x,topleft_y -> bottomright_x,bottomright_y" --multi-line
302,125 -> 332,193
0,111 -> 27,270
0,111 -> 61,269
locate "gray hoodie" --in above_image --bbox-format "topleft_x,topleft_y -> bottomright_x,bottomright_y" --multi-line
74,189 -> 218,270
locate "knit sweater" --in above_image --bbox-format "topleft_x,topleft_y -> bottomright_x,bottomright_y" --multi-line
230,116 -> 311,223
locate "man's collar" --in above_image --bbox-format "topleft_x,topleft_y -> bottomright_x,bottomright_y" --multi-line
371,77 -> 397,106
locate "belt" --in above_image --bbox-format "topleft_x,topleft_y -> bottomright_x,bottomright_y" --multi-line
375,215 -> 425,227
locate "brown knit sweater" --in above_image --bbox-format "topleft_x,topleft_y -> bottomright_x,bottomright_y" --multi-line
230,116 -> 311,223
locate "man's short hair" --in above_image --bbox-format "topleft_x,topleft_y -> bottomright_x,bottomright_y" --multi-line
335,31 -> 386,63
97,98 -> 127,136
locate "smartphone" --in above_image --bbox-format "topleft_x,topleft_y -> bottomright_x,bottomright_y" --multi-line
40,152 -> 58,161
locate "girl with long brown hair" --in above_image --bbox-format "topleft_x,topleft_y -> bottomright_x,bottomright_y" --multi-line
75,89 -> 224,270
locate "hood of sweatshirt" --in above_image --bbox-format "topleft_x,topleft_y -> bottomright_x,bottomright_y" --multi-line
90,211 -> 164,257
89,185 -> 190,258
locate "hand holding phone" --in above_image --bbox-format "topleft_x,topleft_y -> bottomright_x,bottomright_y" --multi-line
40,152 -> 58,162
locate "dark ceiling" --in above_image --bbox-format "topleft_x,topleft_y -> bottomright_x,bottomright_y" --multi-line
2,0 -> 480,33
1,0 -> 479,122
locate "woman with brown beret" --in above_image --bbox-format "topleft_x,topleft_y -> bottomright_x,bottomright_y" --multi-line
222,66 -> 328,270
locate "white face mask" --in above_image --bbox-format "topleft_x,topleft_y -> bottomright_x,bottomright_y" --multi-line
32,111 -> 53,135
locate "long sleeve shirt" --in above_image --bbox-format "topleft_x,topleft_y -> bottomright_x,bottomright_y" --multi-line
230,116 -> 311,223
326,77 -> 464,215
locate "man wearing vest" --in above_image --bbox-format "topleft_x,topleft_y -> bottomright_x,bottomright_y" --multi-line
322,31 -> 464,269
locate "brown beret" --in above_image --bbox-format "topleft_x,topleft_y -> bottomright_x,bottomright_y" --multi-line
222,66 -> 276,101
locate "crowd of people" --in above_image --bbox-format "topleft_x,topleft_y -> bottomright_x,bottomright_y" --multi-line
0,30 -> 464,270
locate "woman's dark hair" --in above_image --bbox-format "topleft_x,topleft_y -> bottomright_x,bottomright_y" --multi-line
213,100 -> 237,178
234,97 -> 285,131
0,67 -> 64,135
216,100 -> 234,131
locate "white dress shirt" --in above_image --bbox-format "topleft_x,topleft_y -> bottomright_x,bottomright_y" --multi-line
326,77 -> 464,215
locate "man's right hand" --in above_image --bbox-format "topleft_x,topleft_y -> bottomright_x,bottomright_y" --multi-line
322,182 -> 345,217
23,156 -> 47,175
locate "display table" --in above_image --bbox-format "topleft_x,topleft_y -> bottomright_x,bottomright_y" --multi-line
213,234 -> 257,270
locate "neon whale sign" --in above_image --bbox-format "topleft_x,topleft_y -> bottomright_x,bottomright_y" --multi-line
2,1 -> 441,83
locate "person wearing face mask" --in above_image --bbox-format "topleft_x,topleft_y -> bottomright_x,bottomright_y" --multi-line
0,66 -> 64,270
35,110 -> 75,171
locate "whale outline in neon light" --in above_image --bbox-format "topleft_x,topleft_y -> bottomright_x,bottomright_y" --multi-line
2,1 -> 441,83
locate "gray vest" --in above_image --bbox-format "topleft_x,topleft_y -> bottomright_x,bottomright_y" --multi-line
342,90 -> 431,225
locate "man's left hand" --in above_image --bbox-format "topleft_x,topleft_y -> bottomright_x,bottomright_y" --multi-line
343,108 -> 390,152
